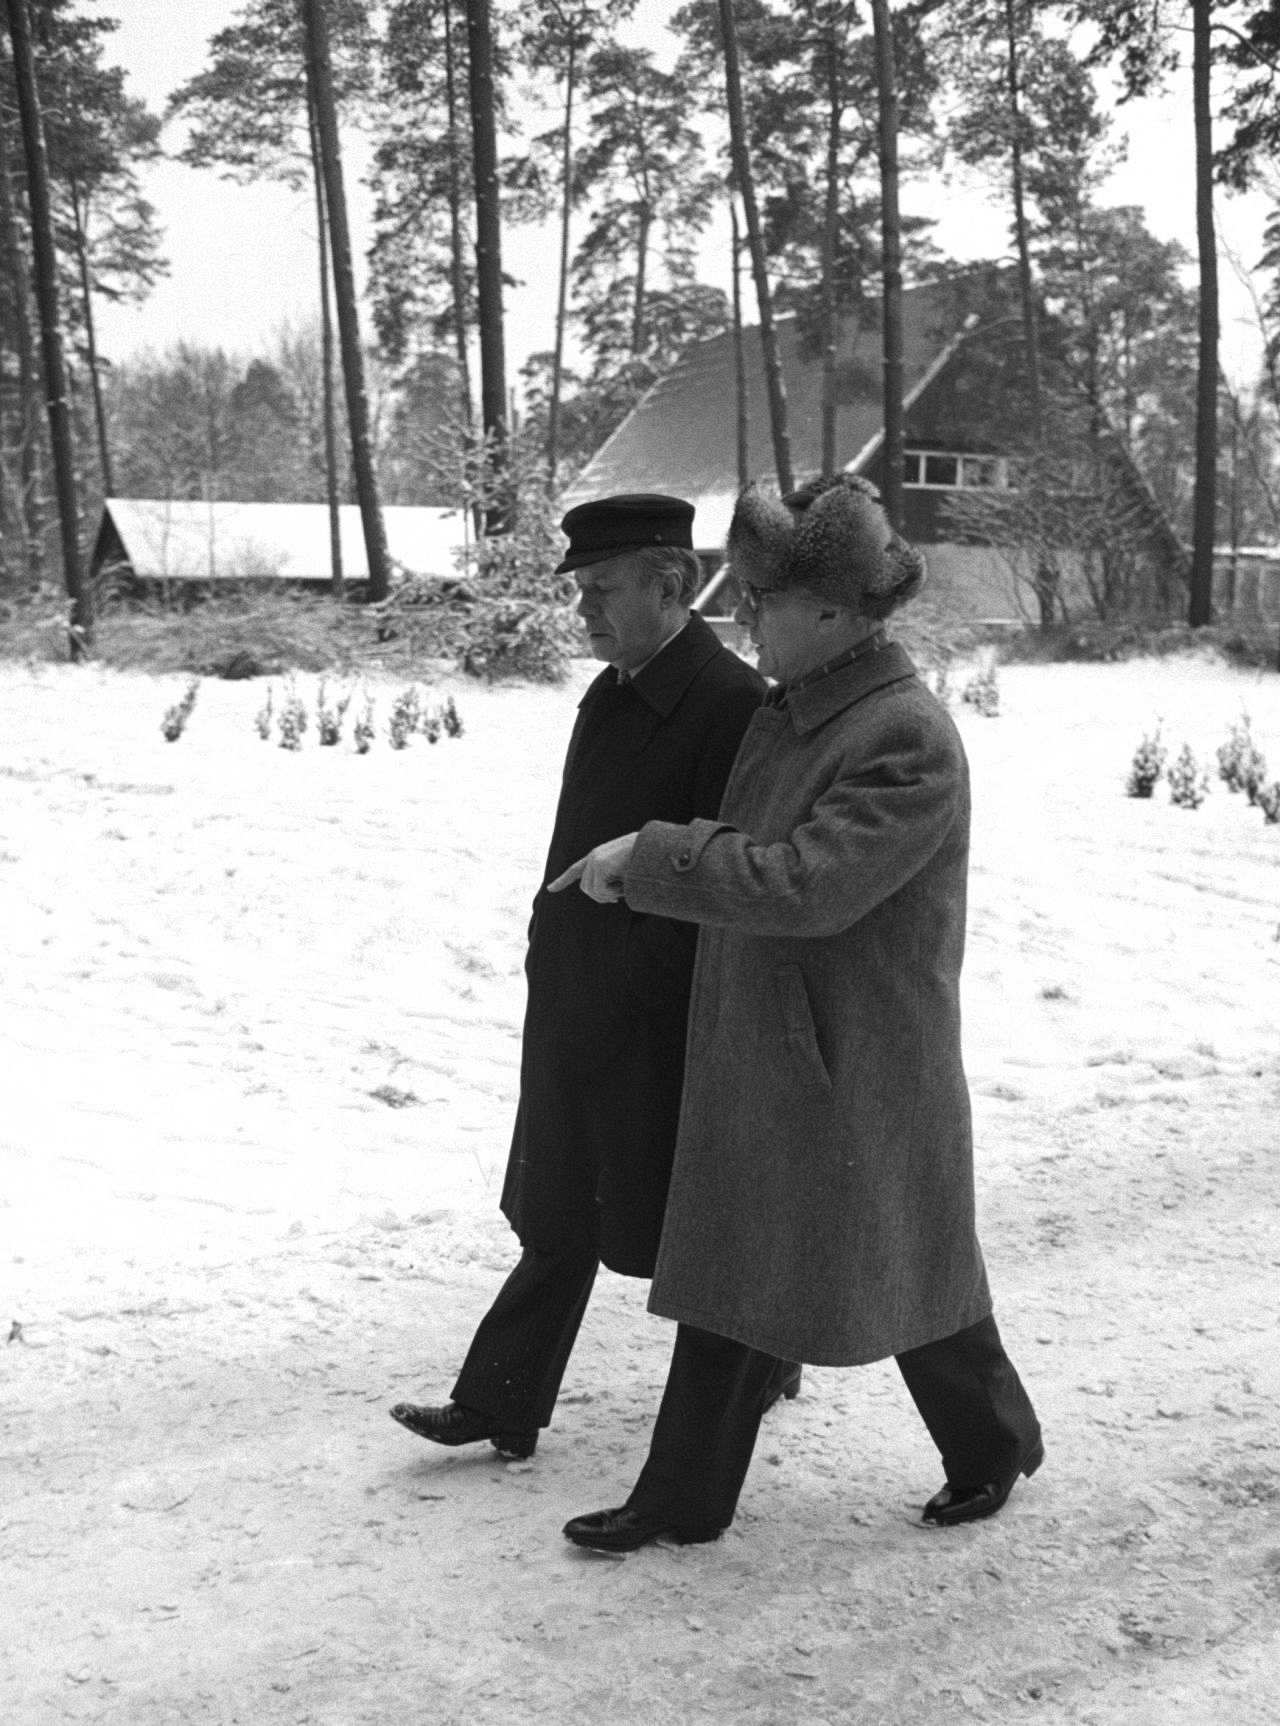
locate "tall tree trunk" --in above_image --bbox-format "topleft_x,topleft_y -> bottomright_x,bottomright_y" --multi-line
68,179 -> 114,497
1003,0 -> 1041,429
1225,387 -> 1239,614
872,0 -> 904,533
465,0 -> 510,532
1002,0 -> 1054,628
301,0 -> 391,601
630,198 -> 652,358
1188,0 -> 1217,628
718,0 -> 793,496
820,23 -> 841,478
443,0 -> 475,433
731,196 -> 749,490
0,115 -> 46,585
304,61 -> 344,598
5,0 -> 90,655
546,27 -> 575,487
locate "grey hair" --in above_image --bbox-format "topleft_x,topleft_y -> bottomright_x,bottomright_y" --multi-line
627,544 -> 702,606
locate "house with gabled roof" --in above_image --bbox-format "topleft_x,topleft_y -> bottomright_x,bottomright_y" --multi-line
91,499 -> 467,596
562,268 -> 1187,627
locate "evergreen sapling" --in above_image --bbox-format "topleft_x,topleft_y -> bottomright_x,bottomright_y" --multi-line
1126,725 -> 1166,798
254,684 -> 274,741
354,695 -> 376,755
389,685 -> 422,750
961,664 -> 1000,717
1217,713 -> 1267,802
161,678 -> 200,742
277,680 -> 308,751
317,679 -> 353,747
1167,743 -> 1209,809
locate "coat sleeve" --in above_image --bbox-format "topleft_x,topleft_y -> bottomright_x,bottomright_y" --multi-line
623,709 -> 964,939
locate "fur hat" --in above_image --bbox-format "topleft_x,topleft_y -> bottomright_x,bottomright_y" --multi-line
727,474 -> 926,618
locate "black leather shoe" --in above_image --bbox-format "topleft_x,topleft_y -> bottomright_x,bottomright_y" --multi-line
764,1362 -> 802,1412
921,1437 -> 1044,1527
388,1400 -> 538,1460
563,1505 -> 722,1553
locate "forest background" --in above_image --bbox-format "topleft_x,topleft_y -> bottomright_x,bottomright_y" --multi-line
6,0 -> 1280,649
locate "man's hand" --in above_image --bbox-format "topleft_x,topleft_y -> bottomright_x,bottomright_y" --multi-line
546,832 -> 639,903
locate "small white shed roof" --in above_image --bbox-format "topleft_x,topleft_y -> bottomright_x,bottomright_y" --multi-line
97,499 -> 468,582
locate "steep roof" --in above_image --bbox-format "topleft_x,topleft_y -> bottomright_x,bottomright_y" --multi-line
563,270 -> 1015,543
93,500 -> 467,582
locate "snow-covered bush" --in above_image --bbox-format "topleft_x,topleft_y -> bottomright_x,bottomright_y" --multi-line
1216,713 -> 1268,803
317,679 -> 352,747
961,664 -> 1000,716
354,695 -> 375,755
1168,743 -> 1209,809
1257,781 -> 1280,824
161,678 -> 200,742
253,684 -> 274,741
389,685 -> 422,750
277,680 -> 308,751
1125,726 -> 1166,798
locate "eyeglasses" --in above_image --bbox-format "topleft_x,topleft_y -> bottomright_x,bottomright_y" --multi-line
737,582 -> 778,615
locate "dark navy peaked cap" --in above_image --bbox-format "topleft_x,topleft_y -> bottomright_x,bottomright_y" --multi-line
555,493 -> 695,574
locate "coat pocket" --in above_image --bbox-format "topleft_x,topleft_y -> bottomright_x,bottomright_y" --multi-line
776,965 -> 833,1096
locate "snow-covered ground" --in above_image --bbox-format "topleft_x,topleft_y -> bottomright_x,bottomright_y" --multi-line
2,651 -> 1278,1725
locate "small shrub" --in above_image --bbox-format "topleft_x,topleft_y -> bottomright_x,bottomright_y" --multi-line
1126,725 -> 1166,798
389,684 -> 423,749
1215,712 -> 1249,788
161,677 -> 200,742
421,707 -> 441,744
1258,782 -> 1280,824
441,696 -> 463,738
317,678 -> 352,747
353,694 -> 376,755
961,664 -> 1000,717
1168,743 -> 1209,809
1216,712 -> 1268,802
277,679 -> 308,751
253,684 -> 274,741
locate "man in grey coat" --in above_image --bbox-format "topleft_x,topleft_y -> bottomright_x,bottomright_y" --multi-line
550,475 -> 1042,1551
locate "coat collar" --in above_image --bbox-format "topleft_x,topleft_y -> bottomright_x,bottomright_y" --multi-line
579,611 -> 725,718
784,638 -> 918,734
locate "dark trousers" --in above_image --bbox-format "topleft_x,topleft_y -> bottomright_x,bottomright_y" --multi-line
451,1243 -> 599,1429
628,1314 -> 1040,1531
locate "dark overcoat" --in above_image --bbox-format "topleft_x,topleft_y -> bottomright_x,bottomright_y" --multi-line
500,613 -> 764,1277
623,640 -> 993,1364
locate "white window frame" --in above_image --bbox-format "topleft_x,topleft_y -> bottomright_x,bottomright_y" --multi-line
903,449 -> 1013,490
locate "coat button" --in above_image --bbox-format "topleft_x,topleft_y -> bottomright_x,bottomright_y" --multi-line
674,849 -> 693,870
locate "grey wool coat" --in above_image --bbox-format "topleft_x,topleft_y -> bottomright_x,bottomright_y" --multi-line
622,638 -> 993,1366
500,613 -> 765,1277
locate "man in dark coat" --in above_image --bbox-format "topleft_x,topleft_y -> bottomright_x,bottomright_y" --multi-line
552,476 -> 1042,1550
389,493 -> 765,1459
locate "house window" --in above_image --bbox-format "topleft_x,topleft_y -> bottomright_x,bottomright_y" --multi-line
904,448 -> 1011,490
960,455 -> 1001,488
923,452 -> 959,487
